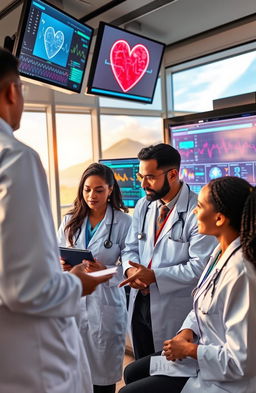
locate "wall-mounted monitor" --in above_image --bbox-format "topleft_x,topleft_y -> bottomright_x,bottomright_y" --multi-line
14,0 -> 93,93
99,158 -> 145,208
87,22 -> 165,104
165,104 -> 256,194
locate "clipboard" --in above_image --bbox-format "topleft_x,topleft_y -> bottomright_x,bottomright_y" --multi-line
59,247 -> 95,266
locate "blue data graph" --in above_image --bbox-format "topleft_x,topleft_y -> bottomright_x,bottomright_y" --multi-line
33,12 -> 73,67
171,114 -> 256,193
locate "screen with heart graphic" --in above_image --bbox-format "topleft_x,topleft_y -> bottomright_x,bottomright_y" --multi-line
14,0 -> 93,93
87,22 -> 165,104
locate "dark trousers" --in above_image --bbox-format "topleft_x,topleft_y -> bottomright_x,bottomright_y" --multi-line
93,384 -> 115,393
131,292 -> 155,360
118,353 -> 188,393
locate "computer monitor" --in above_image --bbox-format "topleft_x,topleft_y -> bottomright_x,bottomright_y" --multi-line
99,158 -> 145,208
166,104 -> 256,194
87,22 -> 165,104
14,0 -> 93,93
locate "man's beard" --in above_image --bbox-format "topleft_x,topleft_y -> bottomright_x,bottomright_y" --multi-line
145,175 -> 170,202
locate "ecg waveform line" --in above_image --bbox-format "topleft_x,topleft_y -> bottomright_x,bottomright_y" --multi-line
70,44 -> 87,59
197,139 -> 256,158
19,55 -> 69,84
180,149 -> 194,159
179,138 -> 256,160
114,172 -> 135,182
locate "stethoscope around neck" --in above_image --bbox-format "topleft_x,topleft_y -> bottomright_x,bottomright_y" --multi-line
137,201 -> 152,240
74,205 -> 115,249
137,185 -> 190,242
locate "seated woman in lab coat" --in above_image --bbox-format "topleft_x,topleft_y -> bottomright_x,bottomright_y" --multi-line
119,176 -> 256,393
58,163 -> 131,393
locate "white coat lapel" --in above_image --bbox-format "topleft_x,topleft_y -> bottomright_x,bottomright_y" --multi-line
141,202 -> 156,264
193,248 -> 220,302
147,202 -> 157,244
193,237 -> 241,302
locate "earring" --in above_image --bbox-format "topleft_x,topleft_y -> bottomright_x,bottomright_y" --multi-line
107,197 -> 111,202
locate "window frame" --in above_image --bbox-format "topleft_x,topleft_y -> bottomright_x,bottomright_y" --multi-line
166,40 -> 256,116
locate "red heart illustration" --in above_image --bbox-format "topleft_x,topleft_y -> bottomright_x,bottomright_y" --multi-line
110,40 -> 149,92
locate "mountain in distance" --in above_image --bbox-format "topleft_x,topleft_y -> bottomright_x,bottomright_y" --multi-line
60,138 -> 146,187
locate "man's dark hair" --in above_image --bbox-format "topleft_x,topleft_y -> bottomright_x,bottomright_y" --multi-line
0,47 -> 19,85
138,143 -> 181,170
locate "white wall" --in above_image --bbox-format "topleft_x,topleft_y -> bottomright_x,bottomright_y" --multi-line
164,16 -> 256,67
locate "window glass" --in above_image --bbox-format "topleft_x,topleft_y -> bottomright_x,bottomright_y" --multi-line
15,111 -> 49,173
100,115 -> 163,158
99,78 -> 162,110
172,50 -> 256,113
56,113 -> 92,217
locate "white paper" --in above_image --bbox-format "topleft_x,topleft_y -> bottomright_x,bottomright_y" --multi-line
150,355 -> 198,377
87,266 -> 118,277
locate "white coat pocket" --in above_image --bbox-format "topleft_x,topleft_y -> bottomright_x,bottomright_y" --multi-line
96,244 -> 120,265
97,304 -> 126,349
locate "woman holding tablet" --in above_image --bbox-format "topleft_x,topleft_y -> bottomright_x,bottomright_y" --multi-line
58,163 -> 131,393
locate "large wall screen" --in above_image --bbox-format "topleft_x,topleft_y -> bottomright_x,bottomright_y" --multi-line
168,105 -> 256,193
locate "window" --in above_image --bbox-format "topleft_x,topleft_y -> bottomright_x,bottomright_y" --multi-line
169,46 -> 256,113
56,113 -> 92,217
100,115 -> 163,158
15,111 -> 49,174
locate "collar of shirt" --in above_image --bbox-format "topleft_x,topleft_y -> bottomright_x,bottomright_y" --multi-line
0,117 -> 14,136
157,186 -> 182,210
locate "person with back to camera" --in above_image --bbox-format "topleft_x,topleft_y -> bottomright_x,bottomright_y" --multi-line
119,176 -> 256,393
0,47 -> 113,393
119,143 -> 217,360
57,163 -> 132,393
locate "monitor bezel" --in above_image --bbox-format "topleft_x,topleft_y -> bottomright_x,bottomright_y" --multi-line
87,21 -> 165,104
99,157 -> 142,208
165,103 -> 256,144
14,0 -> 94,94
165,103 -> 256,191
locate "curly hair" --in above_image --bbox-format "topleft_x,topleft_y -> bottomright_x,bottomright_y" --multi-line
208,176 -> 256,265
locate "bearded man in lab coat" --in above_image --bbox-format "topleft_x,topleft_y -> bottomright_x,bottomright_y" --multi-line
120,143 -> 217,359
0,48 -> 111,393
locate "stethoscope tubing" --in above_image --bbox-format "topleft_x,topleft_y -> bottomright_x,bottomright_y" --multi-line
138,185 -> 190,242
75,205 -> 115,249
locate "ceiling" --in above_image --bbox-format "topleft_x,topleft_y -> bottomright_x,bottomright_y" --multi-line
1,0 -> 256,45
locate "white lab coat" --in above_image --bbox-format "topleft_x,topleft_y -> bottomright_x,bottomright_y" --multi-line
0,118 -> 92,393
57,206 -> 131,385
122,182 -> 217,351
180,237 -> 256,393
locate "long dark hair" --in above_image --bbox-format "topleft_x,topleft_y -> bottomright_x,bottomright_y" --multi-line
65,163 -> 128,246
208,176 -> 256,265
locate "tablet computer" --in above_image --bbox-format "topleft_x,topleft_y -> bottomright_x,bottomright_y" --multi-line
59,247 -> 95,266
